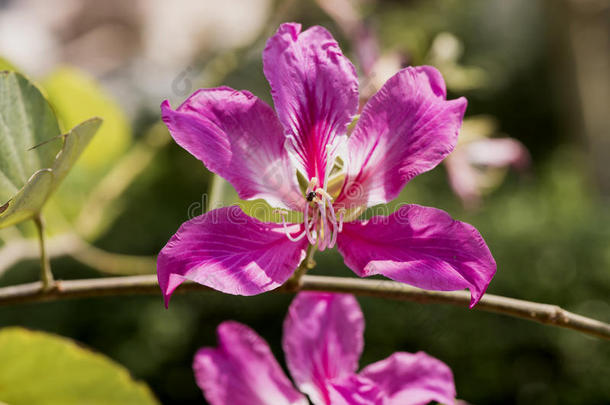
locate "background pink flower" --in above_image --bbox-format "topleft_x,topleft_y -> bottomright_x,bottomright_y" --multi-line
193,292 -> 457,405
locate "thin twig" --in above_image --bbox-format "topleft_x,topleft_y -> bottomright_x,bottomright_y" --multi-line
0,274 -> 608,340
32,214 -> 54,290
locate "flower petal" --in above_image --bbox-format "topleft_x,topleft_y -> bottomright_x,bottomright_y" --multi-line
283,292 -> 365,405
465,137 -> 530,170
161,87 -> 303,210
338,66 -> 467,208
359,352 -> 456,405
193,321 -> 308,405
327,374 -> 383,405
263,23 -> 359,184
157,206 -> 307,306
336,204 -> 496,307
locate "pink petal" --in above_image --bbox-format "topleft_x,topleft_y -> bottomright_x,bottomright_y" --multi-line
283,292 -> 364,405
161,87 -> 303,210
359,352 -> 456,405
336,204 -> 496,307
338,66 -> 467,208
193,321 -> 308,405
465,137 -> 530,170
444,151 -> 482,210
157,206 -> 307,307
263,23 -> 359,184
327,374 -> 383,405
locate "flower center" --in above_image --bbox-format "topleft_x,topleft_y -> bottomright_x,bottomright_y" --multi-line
276,146 -> 346,250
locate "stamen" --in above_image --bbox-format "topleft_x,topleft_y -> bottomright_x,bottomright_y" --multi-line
310,208 -> 319,243
336,208 -> 346,233
317,200 -> 328,251
306,177 -> 319,197
303,202 -> 317,245
315,187 -> 333,202
278,157 -> 348,248
275,210 -> 307,242
324,193 -> 340,249
328,208 -> 338,248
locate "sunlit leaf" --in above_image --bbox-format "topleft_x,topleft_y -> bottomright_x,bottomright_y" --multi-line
0,327 -> 159,405
0,71 -> 102,228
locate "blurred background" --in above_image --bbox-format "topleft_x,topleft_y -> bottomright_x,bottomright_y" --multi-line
0,0 -> 609,403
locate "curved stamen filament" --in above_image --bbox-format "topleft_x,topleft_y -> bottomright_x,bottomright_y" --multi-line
336,208 -> 346,233
328,204 -> 339,248
276,209 -> 319,243
309,207 -> 319,243
276,210 -> 307,242
317,200 -> 328,251
315,187 -> 333,202
303,202 -> 317,245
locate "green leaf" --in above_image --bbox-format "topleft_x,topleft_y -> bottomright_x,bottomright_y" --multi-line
0,169 -> 54,227
0,71 -> 102,228
0,117 -> 102,228
0,327 -> 158,405
0,71 -> 60,227
49,118 -> 103,187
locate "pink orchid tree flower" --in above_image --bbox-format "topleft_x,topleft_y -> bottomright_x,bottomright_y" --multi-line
194,292 -> 458,405
158,23 -> 496,308
445,134 -> 531,210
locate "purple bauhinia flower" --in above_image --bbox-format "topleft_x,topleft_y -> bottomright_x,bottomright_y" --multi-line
194,292 -> 458,405
158,23 -> 496,308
